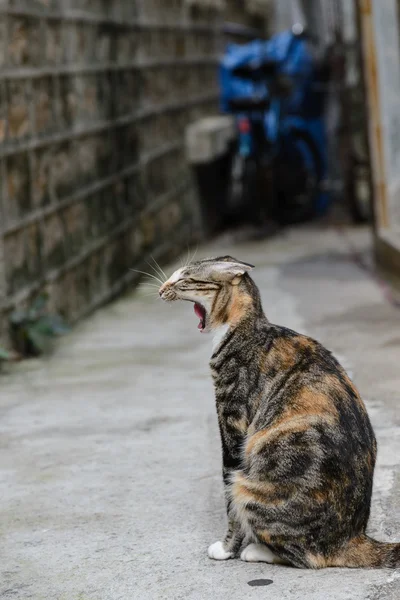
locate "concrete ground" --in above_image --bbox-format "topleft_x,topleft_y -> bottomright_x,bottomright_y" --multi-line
1,225 -> 400,600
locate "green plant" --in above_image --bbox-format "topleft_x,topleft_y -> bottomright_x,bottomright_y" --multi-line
10,293 -> 70,357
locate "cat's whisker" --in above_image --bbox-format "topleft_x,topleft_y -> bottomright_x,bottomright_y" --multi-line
182,244 -> 191,269
149,255 -> 168,282
140,285 -> 160,291
190,244 -> 199,265
140,277 -> 162,287
130,269 -> 164,285
144,260 -> 167,287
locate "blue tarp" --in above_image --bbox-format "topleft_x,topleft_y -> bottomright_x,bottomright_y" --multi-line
219,31 -> 314,116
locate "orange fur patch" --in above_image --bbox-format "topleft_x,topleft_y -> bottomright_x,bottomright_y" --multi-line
324,373 -> 366,409
225,288 -> 253,327
259,335 -> 314,373
258,530 -> 272,544
231,475 -> 278,506
305,552 -> 327,569
311,489 -> 327,503
271,339 -> 298,370
245,385 -> 338,457
291,387 -> 339,419
245,416 -> 315,455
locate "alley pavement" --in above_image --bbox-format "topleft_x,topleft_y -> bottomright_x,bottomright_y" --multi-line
1,225 -> 400,599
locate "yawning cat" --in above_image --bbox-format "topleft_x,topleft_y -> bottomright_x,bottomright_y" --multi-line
159,256 -> 399,568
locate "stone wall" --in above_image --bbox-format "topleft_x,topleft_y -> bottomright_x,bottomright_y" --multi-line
224,0 -> 270,34
0,0 -> 225,338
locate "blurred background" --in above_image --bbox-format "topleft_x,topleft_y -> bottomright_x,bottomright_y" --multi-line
0,0 -> 399,352
2,3 -> 400,599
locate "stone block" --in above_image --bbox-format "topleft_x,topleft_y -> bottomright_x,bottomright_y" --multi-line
86,189 -> 116,240
59,269 -> 79,319
64,23 -> 96,65
97,130 -> 116,177
6,153 -> 31,221
43,214 -> 67,269
8,17 -> 42,67
59,73 -> 107,128
125,172 -> 147,214
58,75 -> 78,127
7,80 -> 30,140
69,0 -> 108,16
112,179 -> 128,219
10,1 -> 61,10
105,235 -> 129,286
128,226 -> 144,259
51,142 -> 77,201
95,25 -> 112,63
114,123 -> 139,170
74,137 -> 98,187
45,19 -> 63,65
25,222 -> 42,282
42,212 -> 66,270
112,69 -> 140,117
100,187 -> 122,230
33,77 -> 54,136
158,200 -> 182,235
3,222 -> 41,295
76,260 -> 92,307
142,68 -> 171,107
4,230 -> 26,295
82,75 -> 99,121
113,0 -> 138,21
85,194 -> 100,240
139,0 -> 183,24
62,203 -> 87,257
0,83 -> 6,144
185,115 -> 236,164
116,31 -> 137,64
87,250 -> 105,299
0,17 -> 6,69
95,73 -> 112,120
32,148 -> 51,209
140,214 -> 156,249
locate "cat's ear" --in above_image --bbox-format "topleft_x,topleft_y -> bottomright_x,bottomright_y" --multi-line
211,261 -> 254,283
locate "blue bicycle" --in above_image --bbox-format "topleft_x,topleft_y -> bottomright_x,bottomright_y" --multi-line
220,27 -> 330,226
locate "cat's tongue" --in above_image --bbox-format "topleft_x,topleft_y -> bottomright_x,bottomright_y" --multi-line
194,303 -> 205,331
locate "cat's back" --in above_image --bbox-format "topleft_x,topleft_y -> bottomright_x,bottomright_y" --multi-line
243,323 -> 377,535
251,323 -> 376,457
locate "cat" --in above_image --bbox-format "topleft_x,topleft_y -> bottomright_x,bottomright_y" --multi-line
159,256 -> 400,568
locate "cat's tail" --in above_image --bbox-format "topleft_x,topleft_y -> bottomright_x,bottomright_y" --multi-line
328,535 -> 400,568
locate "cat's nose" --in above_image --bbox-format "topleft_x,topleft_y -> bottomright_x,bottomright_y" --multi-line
159,282 -> 167,297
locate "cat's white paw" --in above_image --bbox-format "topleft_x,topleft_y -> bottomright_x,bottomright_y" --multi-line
240,543 -> 280,564
208,541 -> 233,560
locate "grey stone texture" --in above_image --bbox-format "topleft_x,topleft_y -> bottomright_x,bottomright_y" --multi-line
1,225 -> 399,599
0,0 -> 232,336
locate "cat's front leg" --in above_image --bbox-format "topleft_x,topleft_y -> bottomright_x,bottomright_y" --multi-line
208,517 -> 244,560
208,467 -> 245,560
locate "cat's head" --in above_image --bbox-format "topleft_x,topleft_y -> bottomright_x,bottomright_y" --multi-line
159,256 -> 255,333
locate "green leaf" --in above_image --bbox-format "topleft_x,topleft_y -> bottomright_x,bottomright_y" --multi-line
34,316 -> 57,337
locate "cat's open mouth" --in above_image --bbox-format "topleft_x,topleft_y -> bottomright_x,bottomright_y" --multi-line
194,302 -> 207,332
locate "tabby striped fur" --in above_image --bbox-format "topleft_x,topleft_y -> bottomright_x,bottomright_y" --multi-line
159,256 -> 400,568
